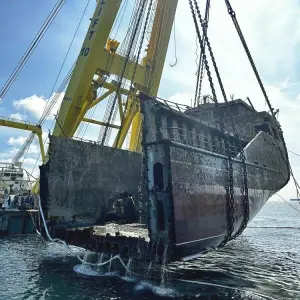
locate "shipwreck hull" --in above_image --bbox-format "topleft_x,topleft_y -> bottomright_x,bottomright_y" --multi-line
162,140 -> 284,260
40,136 -> 145,225
141,94 -> 290,261
39,94 -> 290,263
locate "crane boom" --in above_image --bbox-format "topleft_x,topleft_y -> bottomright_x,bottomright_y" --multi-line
52,0 -> 178,151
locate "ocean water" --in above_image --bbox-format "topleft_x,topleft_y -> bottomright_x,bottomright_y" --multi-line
0,201 -> 299,300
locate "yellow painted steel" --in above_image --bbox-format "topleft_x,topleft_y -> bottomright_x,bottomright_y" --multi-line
113,96 -> 139,148
97,49 -> 147,87
52,0 -> 122,138
117,0 -> 178,151
83,117 -> 120,129
51,0 -> 178,151
129,111 -> 143,152
0,117 -> 46,163
117,93 -> 123,119
89,89 -> 114,109
0,0 -> 179,194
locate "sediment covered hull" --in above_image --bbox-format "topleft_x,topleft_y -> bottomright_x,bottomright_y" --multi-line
141,94 -> 290,260
40,136 -> 144,224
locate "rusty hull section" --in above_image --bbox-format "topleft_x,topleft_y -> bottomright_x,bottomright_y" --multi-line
141,94 -> 289,260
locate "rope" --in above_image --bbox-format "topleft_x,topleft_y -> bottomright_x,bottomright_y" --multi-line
37,195 -> 131,271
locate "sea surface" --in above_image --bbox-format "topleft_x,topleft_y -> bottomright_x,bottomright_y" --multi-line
0,200 -> 299,300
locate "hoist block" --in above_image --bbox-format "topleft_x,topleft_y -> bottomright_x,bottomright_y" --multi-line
106,38 -> 120,53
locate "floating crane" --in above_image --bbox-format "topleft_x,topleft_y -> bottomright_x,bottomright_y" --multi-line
51,0 -> 177,152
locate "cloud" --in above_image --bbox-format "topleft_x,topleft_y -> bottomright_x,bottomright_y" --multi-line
7,136 -> 27,146
12,93 -> 64,121
9,113 -> 27,121
159,1 -> 300,200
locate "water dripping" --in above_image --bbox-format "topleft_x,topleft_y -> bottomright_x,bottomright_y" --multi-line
97,253 -> 104,265
82,251 -> 93,265
108,254 -> 113,272
155,242 -> 159,263
160,245 -> 168,286
147,261 -> 152,279
125,257 -> 133,277
82,251 -> 89,263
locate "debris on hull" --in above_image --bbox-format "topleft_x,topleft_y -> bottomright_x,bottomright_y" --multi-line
39,94 -> 289,262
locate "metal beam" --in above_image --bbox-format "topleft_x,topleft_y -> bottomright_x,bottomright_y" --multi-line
97,49 -> 146,88
52,0 -> 122,138
89,88 -> 114,109
83,117 -> 120,129
102,81 -> 130,95
113,97 -> 139,148
0,117 -> 45,163
117,93 -> 124,119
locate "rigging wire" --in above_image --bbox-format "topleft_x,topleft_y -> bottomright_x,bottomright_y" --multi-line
113,0 -> 129,40
288,149 -> 300,157
114,0 -> 154,148
194,0 -> 210,107
0,0 -> 66,102
43,0 -> 91,120
277,193 -> 300,212
97,0 -> 142,144
224,0 -> 300,204
101,0 -> 148,146
18,0 -> 91,165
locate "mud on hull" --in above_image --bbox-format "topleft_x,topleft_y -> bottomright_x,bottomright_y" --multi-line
142,95 -> 289,261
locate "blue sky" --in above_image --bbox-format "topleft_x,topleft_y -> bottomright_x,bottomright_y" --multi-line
0,0 -> 300,200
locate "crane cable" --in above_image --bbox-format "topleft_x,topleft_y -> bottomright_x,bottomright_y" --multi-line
0,0 -> 66,102
224,0 -> 300,203
97,0 -> 142,143
101,0 -> 149,146
41,0 -> 92,125
194,0 -> 210,107
189,0 -> 251,246
114,0 -> 154,148
16,0 -> 91,166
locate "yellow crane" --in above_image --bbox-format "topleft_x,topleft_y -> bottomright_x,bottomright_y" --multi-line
0,0 -> 178,192
52,0 -> 178,152
0,117 -> 45,162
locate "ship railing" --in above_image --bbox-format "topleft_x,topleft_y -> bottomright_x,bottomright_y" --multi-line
162,127 -> 241,157
155,97 -> 191,113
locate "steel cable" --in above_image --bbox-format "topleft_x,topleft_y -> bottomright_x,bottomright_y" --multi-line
0,0 -> 66,102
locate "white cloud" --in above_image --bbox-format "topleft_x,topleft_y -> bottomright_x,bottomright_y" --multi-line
9,113 -> 27,121
159,1 -> 300,200
12,92 -> 64,121
7,136 -> 27,146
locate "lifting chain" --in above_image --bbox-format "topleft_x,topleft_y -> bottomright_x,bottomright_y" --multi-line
193,0 -> 228,103
189,0 -> 235,245
188,0 -> 218,104
189,0 -> 250,246
101,0 -> 147,146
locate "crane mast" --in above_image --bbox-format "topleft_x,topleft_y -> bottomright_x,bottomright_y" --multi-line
52,0 -> 178,151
